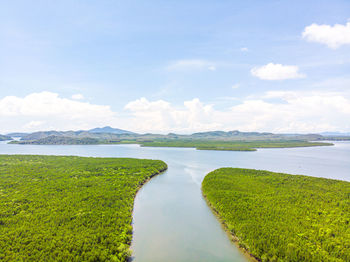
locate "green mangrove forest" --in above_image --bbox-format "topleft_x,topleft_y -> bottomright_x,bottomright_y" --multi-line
0,155 -> 167,261
137,140 -> 332,151
202,168 -> 350,262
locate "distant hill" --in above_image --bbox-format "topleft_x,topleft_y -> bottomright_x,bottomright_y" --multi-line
6,132 -> 29,137
190,130 -> 322,141
21,131 -> 65,141
19,127 -> 136,141
0,135 -> 12,141
12,135 -> 101,145
320,132 -> 350,136
192,130 -> 273,137
10,128 -> 346,145
88,126 -> 136,135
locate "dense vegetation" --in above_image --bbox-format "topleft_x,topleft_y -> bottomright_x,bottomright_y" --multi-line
0,155 -> 167,261
138,140 -> 333,151
11,128 -> 337,150
10,136 -> 333,151
10,135 -> 102,145
8,128 -> 336,150
320,136 -> 350,141
202,168 -> 350,262
0,135 -> 12,141
18,129 -> 325,142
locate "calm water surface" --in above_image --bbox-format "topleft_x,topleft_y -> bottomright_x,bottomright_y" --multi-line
0,141 -> 349,262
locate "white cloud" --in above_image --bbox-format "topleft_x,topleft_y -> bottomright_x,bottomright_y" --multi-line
0,92 -> 116,132
124,98 -> 218,133
240,47 -> 249,52
23,121 -> 44,129
123,91 -> 350,133
232,84 -> 240,89
167,59 -> 216,71
71,93 -> 84,100
302,21 -> 350,49
251,63 -> 305,80
1,91 -> 350,134
125,97 -> 170,112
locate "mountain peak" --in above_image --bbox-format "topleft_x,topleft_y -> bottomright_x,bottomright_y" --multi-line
88,126 -> 136,135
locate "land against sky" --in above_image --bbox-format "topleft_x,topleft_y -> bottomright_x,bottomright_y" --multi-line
135,140 -> 332,151
7,129 -> 334,151
0,135 -> 11,141
202,168 -> 350,262
0,155 -> 167,261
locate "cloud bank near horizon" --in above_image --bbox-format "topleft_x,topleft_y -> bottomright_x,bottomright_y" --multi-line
0,91 -> 349,134
0,92 -> 116,132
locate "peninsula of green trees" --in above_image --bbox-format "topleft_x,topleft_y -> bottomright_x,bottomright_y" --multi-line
0,155 -> 167,261
202,168 -> 350,262
136,140 -> 332,151
10,135 -> 333,151
0,135 -> 12,141
9,135 -> 102,145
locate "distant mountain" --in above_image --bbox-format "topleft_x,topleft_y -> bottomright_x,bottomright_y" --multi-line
320,132 -> 350,137
12,135 -> 101,145
192,130 -> 274,138
190,130 -> 322,141
6,132 -> 29,137
88,126 -> 136,135
11,128 -> 336,145
21,131 -> 65,141
0,135 -> 12,141
18,127 -> 136,141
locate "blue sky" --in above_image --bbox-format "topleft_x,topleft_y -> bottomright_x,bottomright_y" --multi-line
1,0 -> 350,133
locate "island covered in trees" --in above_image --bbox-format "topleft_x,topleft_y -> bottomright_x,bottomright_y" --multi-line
0,155 -> 167,261
0,135 -> 12,141
5,127 -> 337,151
202,168 -> 350,262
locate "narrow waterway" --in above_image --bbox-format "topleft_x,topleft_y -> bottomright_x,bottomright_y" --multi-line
0,141 -> 349,261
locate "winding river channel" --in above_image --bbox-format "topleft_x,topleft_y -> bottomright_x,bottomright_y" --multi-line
0,141 -> 349,261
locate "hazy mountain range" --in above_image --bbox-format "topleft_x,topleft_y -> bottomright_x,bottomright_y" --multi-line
320,132 -> 350,136
2,126 -> 350,144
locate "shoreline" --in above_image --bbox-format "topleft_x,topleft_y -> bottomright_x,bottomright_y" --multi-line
201,190 -> 260,262
129,165 -> 168,260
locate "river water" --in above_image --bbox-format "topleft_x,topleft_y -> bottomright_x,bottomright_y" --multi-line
0,141 -> 349,262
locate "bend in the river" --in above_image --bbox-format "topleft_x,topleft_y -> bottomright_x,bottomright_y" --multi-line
0,141 -> 349,261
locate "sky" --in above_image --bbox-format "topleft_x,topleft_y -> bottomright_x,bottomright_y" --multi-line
0,0 -> 350,134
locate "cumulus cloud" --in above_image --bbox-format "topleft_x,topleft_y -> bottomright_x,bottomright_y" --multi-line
1,91 -> 350,134
0,92 -> 116,132
251,63 -> 305,80
123,92 -> 350,133
124,98 -> 218,132
167,59 -> 216,71
231,84 -> 240,89
302,21 -> 350,49
23,121 -> 44,129
71,93 -> 84,100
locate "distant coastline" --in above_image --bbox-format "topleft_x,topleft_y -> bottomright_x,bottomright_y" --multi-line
4,127 -> 339,151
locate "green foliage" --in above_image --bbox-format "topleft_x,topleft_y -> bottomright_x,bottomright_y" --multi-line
8,129 -> 333,150
0,135 -> 12,141
138,140 -> 332,151
9,135 -> 102,145
320,137 -> 350,141
10,137 -> 333,150
202,168 -> 350,261
0,155 -> 167,261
